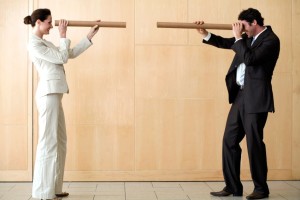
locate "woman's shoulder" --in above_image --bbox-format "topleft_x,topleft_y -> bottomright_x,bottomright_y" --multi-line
28,34 -> 56,49
29,34 -> 44,46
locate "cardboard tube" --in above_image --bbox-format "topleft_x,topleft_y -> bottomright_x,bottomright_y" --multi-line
157,22 -> 232,30
54,20 -> 126,28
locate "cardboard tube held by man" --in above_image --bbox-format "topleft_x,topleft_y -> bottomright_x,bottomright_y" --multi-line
157,22 -> 232,30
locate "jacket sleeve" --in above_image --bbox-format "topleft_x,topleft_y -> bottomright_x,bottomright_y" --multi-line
28,38 -> 71,64
68,37 -> 93,59
203,33 -> 236,49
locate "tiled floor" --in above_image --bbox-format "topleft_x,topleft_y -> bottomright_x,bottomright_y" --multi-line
0,181 -> 299,200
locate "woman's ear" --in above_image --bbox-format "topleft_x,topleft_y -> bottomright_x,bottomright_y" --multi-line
36,19 -> 41,26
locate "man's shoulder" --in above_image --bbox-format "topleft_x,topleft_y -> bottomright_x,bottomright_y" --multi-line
265,26 -> 280,39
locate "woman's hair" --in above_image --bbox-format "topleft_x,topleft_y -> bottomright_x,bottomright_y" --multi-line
24,8 -> 51,27
238,8 -> 264,26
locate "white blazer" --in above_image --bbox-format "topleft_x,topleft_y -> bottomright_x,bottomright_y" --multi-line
28,34 -> 92,97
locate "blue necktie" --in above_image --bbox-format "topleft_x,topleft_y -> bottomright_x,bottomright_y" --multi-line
251,37 -> 255,46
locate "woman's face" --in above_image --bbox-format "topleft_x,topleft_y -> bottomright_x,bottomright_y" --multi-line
39,15 -> 53,35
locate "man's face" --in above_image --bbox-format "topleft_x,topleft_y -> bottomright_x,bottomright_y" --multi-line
240,20 -> 255,38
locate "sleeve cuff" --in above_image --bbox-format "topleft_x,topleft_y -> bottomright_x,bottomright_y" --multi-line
235,38 -> 243,43
203,32 -> 211,41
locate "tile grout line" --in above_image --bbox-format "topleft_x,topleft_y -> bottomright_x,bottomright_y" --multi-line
179,183 -> 192,200
152,182 -> 159,200
124,181 -> 127,200
284,180 -> 300,190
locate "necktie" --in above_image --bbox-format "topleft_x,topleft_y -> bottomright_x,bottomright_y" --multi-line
251,37 -> 255,46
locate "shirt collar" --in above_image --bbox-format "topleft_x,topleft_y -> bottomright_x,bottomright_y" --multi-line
253,26 -> 267,41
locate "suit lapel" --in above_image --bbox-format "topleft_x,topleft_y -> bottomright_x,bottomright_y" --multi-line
251,26 -> 271,48
247,37 -> 253,47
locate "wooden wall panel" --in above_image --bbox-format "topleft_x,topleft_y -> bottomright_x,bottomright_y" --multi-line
135,45 -> 221,172
188,0 -> 240,44
135,0 -> 188,44
135,98 -> 220,170
0,0 -> 32,181
135,46 -> 220,99
264,80 -> 293,173
0,0 -> 299,181
292,0 -> 300,178
35,0 -> 135,179
135,0 -> 296,181
239,0 -> 294,179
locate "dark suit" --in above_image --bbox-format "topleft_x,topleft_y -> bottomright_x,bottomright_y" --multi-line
203,26 -> 280,195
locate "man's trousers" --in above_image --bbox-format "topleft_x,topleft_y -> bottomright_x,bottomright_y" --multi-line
222,89 -> 269,195
32,93 -> 67,199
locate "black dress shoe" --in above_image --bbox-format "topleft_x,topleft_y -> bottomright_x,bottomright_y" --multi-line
210,189 -> 243,197
246,192 -> 269,199
210,190 -> 232,196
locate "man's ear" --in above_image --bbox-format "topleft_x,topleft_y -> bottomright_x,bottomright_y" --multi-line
252,19 -> 257,26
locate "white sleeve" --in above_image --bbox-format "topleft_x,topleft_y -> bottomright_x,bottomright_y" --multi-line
68,37 -> 93,59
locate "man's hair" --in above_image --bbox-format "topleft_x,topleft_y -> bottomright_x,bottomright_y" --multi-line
238,8 -> 264,26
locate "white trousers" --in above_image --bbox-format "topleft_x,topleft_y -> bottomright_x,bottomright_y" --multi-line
32,94 -> 67,199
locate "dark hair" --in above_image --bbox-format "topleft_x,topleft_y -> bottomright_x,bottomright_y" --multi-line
238,8 -> 264,26
24,8 -> 51,27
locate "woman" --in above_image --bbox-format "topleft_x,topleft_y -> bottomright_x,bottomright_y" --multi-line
24,8 -> 99,200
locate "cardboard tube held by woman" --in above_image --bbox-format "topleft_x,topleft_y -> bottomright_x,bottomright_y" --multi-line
54,20 -> 126,28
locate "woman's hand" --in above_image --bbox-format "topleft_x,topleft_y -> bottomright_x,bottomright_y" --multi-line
87,20 -> 101,41
58,19 -> 68,38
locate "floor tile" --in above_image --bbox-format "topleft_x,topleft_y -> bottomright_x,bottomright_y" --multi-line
1,194 -> 31,200
125,182 -> 155,192
181,182 -> 213,193
155,190 -> 188,200
63,194 -> 94,200
152,182 -> 182,188
126,191 -> 157,200
279,191 -> 300,200
285,181 -> 300,189
94,196 -> 125,200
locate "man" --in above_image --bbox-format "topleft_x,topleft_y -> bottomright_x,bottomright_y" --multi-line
195,8 -> 280,199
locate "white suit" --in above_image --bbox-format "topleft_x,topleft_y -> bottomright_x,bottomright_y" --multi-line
28,34 -> 92,199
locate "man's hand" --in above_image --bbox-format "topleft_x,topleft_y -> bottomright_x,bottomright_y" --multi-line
194,21 -> 208,37
232,22 -> 243,40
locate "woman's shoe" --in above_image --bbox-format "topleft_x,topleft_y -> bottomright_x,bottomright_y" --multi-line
55,192 -> 69,197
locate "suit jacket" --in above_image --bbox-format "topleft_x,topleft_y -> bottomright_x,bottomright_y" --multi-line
203,26 -> 280,113
28,34 -> 92,97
